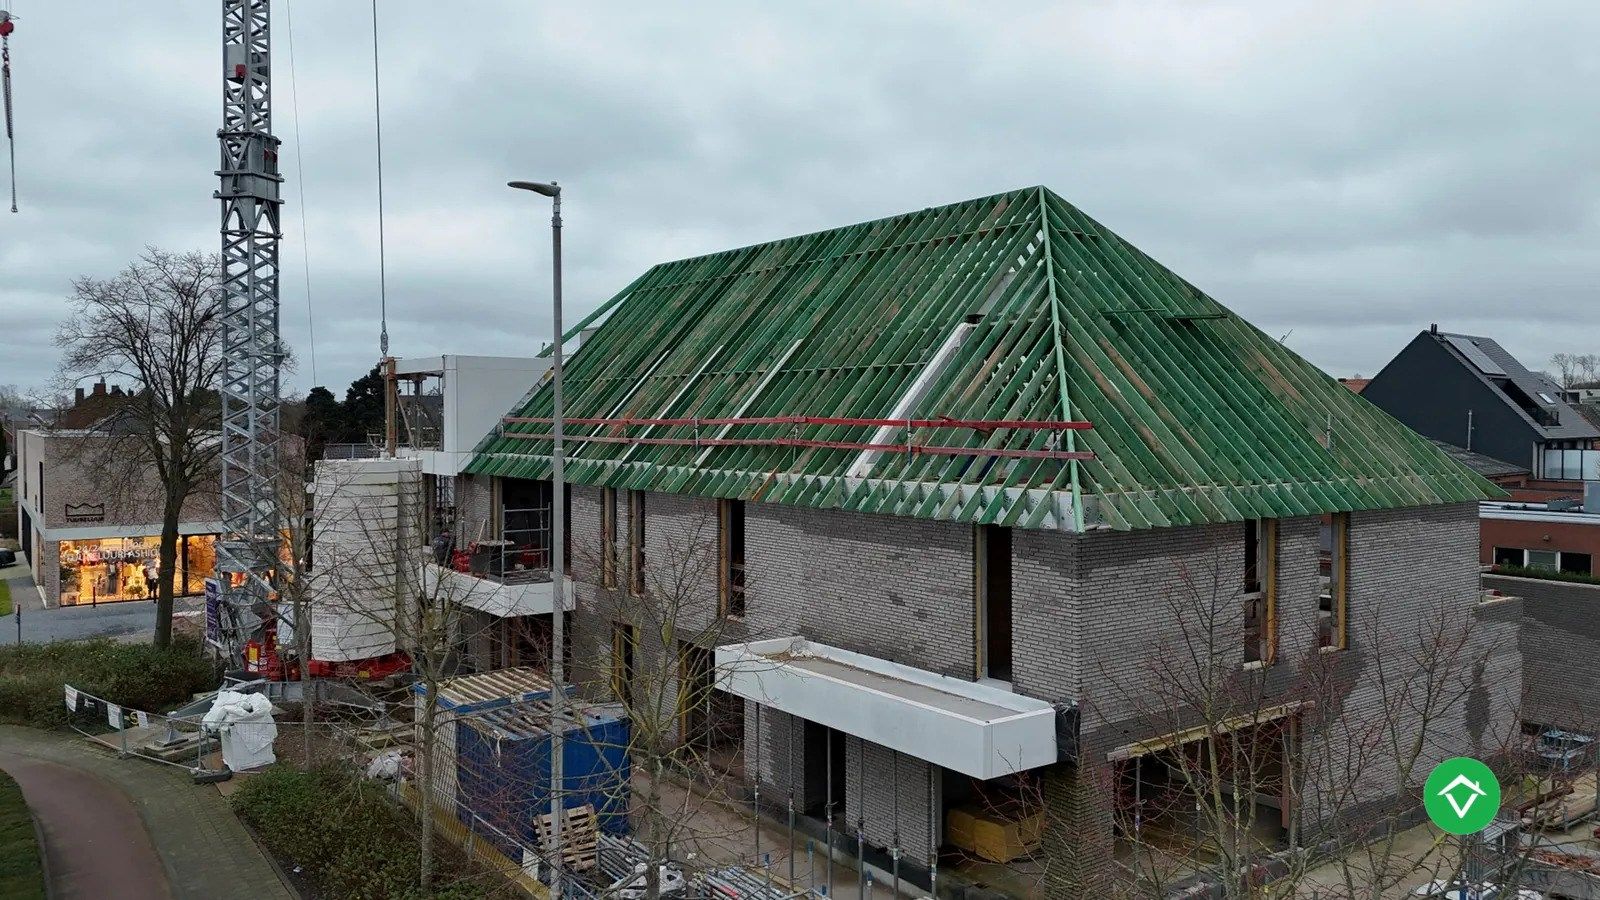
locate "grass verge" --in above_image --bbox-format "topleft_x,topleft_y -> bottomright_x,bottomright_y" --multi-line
0,770 -> 46,900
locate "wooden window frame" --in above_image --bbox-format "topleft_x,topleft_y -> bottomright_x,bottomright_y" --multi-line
610,620 -> 635,707
1243,519 -> 1278,667
1320,513 -> 1350,651
600,487 -> 618,589
628,490 -> 646,596
718,499 -> 747,619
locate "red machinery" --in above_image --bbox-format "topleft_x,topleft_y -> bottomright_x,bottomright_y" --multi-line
242,620 -> 411,683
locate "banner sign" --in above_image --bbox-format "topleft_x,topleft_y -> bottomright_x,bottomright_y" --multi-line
204,577 -> 222,648
64,685 -> 79,712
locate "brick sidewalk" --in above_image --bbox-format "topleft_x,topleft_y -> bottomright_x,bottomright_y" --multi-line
0,725 -> 295,900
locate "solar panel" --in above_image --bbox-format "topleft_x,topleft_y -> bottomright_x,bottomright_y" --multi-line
1444,335 -> 1507,377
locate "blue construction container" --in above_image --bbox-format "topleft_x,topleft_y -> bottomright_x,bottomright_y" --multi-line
454,698 -> 632,859
412,668 -> 564,812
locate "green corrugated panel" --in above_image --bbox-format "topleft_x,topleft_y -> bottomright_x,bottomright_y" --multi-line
467,187 -> 1504,530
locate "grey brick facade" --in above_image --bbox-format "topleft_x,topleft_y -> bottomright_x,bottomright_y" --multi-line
532,474 -> 1510,892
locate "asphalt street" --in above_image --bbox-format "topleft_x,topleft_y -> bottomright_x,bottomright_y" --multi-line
1,556 -> 202,645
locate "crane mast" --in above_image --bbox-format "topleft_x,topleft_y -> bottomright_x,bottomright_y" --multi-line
216,0 -> 283,658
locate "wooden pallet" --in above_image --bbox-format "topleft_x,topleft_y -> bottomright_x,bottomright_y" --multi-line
537,804 -> 598,872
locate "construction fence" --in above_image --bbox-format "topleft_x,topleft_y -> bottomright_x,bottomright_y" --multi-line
58,682 -> 848,899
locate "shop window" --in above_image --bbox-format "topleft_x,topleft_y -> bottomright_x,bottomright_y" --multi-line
182,535 -> 219,595
58,537 -> 159,605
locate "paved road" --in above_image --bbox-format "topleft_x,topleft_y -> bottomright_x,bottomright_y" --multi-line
0,725 -> 295,900
2,556 -> 203,645
5,755 -> 170,899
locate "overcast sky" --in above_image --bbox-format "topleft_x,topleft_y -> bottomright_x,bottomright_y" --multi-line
2,1 -> 1597,400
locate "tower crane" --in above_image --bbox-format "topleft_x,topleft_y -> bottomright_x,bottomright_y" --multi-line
215,0 -> 284,662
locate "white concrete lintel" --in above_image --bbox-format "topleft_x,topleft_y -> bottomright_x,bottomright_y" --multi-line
716,636 -> 1058,779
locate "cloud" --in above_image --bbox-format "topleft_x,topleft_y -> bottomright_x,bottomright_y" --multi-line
1,0 -> 1596,399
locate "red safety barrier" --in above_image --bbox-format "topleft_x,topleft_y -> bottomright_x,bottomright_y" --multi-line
498,430 -> 1094,461
502,414 -> 1092,431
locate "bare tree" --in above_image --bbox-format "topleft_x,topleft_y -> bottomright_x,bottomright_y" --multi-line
311,458 -> 508,892
54,248 -> 224,647
1549,353 -> 1599,390
570,498 -> 775,899
1075,550 -> 1535,900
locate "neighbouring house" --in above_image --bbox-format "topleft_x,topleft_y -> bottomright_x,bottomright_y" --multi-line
451,188 -> 1517,894
12,428 -> 221,606
1480,486 -> 1600,579
1337,377 -> 1370,393
1363,327 -> 1600,479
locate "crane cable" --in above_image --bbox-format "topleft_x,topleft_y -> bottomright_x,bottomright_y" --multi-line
370,0 -> 389,357
282,0 -> 317,385
2,8 -> 16,213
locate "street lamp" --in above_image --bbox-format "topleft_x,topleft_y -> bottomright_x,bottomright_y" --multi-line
508,178 -> 566,895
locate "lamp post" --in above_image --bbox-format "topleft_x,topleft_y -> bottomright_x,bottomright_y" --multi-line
508,178 -> 565,895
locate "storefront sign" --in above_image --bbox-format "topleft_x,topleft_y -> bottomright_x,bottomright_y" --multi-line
204,577 -> 222,647
64,502 -> 106,524
60,544 -> 160,565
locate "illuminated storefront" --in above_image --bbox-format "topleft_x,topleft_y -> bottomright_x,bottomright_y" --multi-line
56,535 -> 218,606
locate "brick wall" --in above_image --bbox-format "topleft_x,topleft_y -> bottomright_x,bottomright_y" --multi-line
843,735 -> 935,865
1298,503 -> 1519,828
1487,571 -> 1600,735
568,486 -> 724,747
741,504 -> 976,680
453,474 -> 495,546
23,431 -> 218,529
552,480 -> 1506,882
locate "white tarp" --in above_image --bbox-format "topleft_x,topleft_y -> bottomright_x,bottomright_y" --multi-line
202,690 -> 278,771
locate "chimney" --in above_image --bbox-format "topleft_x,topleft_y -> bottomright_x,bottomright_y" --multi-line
74,386 -> 85,404
92,379 -> 106,397
1430,323 -> 1439,334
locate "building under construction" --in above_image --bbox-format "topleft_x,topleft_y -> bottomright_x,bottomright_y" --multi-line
436,187 -> 1520,894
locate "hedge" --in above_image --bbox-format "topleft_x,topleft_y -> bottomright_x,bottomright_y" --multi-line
0,637 -> 218,728
0,769 -> 46,900
1490,564 -> 1600,587
232,765 -> 491,900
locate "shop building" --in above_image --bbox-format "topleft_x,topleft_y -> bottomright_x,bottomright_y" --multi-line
12,428 -> 221,606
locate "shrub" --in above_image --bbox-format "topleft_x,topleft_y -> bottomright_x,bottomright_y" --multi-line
1490,564 -> 1600,586
0,770 -> 46,900
0,637 -> 218,727
233,765 -> 490,900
